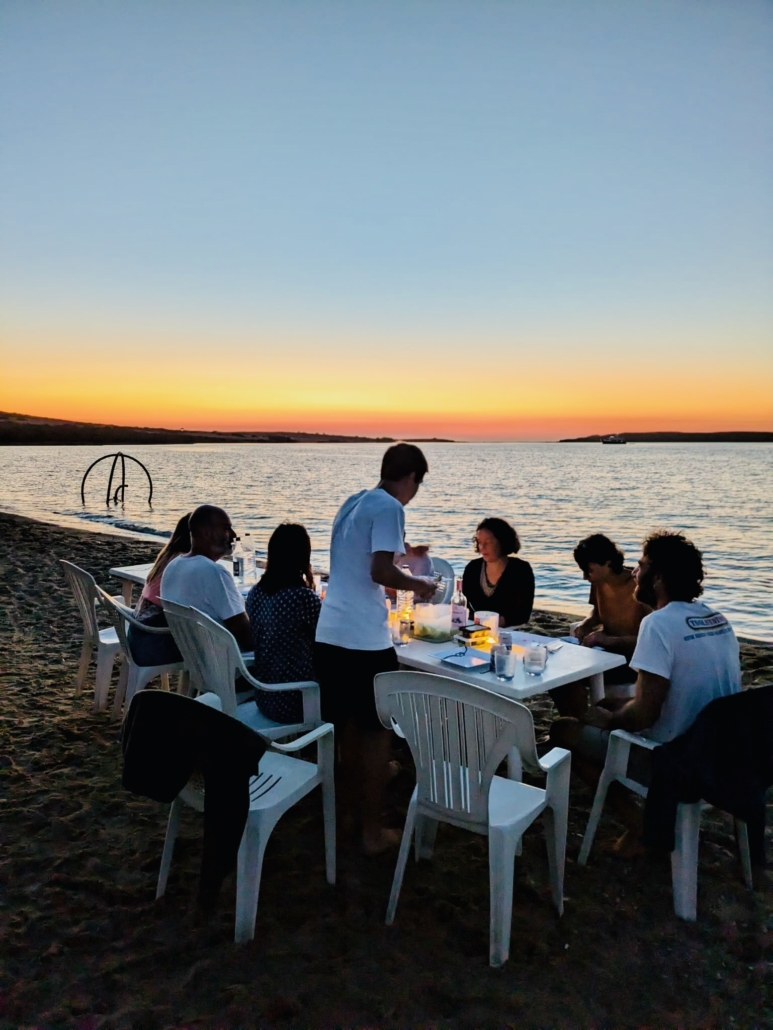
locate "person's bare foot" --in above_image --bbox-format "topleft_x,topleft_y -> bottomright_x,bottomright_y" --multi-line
388,759 -> 401,781
362,826 -> 402,856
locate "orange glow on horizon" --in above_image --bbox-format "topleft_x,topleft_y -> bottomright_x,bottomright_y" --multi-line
2,325 -> 771,441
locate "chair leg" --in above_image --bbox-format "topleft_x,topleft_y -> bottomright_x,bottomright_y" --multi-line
414,815 -> 439,862
112,659 -> 130,720
93,644 -> 118,712
176,670 -> 190,696
543,802 -> 567,916
578,737 -> 630,866
156,799 -> 183,898
672,802 -> 701,921
320,745 -> 336,886
386,795 -> 418,925
578,768 -> 613,866
488,826 -> 518,968
735,819 -> 754,890
234,821 -> 271,943
75,639 -> 91,694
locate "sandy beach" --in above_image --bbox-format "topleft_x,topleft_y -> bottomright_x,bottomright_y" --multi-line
1,509 -> 772,1029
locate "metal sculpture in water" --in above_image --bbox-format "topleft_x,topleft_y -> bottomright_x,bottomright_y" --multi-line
80,452 -> 153,506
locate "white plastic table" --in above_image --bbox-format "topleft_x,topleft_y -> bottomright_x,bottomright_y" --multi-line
396,630 -> 627,779
396,630 -> 626,705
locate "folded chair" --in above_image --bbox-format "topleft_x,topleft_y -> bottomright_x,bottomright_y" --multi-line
60,559 -> 121,710
374,670 -> 570,967
578,729 -> 753,920
93,587 -> 187,718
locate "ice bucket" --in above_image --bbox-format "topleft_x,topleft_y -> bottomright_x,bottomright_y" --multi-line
413,603 -> 453,642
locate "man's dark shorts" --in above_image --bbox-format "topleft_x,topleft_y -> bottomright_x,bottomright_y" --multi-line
314,642 -> 398,732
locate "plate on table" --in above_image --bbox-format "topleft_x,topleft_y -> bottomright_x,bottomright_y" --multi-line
429,648 -> 492,670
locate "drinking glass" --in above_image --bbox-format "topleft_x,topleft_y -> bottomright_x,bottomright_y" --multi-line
391,614 -> 411,646
524,644 -> 548,676
475,611 -> 499,644
492,644 -> 516,682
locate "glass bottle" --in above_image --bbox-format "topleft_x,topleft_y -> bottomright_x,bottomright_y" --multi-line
451,576 -> 468,631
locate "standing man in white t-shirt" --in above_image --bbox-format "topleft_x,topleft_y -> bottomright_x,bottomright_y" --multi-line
160,505 -> 253,651
315,443 -> 436,855
549,530 -> 740,843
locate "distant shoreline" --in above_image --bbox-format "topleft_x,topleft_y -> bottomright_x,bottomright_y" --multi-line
0,411 -> 453,446
560,431 -> 773,443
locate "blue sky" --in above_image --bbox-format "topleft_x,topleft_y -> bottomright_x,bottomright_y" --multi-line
1,0 -> 771,436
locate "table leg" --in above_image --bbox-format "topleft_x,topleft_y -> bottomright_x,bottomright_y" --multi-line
121,580 -> 134,605
589,672 -> 604,705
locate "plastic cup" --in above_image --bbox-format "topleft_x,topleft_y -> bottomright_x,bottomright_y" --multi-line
524,644 -> 548,676
492,644 -> 516,682
475,611 -> 499,644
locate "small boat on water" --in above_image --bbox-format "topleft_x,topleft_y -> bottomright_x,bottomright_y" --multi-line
601,434 -> 626,445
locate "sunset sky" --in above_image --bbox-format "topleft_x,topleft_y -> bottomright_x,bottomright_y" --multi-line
1,0 -> 771,440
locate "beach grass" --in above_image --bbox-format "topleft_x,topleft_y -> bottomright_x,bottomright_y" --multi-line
1,511 -> 772,1029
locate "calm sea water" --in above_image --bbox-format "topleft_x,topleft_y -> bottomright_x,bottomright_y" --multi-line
1,442 -> 771,640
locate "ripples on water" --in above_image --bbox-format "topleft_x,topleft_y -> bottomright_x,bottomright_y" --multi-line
1,442 -> 771,640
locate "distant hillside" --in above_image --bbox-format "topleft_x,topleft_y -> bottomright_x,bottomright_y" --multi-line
0,412 -> 453,446
560,431 -> 773,443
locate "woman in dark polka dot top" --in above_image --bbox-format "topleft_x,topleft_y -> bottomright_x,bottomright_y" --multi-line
245,522 -> 321,724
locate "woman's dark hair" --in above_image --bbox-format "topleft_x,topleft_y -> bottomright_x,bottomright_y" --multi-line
473,517 -> 521,557
573,533 -> 625,574
259,523 -> 315,596
380,442 -> 429,484
146,513 -> 192,584
643,530 -> 704,602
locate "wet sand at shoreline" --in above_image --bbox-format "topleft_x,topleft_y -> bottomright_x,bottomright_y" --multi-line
1,510 -> 772,1029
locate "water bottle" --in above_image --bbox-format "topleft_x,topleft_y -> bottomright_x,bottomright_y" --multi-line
395,563 -> 414,620
451,576 -> 469,632
232,537 -> 245,584
243,533 -> 255,582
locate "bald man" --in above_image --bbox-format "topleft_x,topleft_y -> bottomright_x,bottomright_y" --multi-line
160,504 -> 252,651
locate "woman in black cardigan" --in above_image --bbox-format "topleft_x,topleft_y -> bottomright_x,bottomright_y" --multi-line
462,517 -> 534,627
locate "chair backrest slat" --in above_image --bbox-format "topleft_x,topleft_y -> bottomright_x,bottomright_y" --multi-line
161,599 -> 238,716
377,671 -> 536,829
60,560 -> 100,641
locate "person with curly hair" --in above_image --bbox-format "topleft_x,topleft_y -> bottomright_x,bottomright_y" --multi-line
462,516 -> 534,627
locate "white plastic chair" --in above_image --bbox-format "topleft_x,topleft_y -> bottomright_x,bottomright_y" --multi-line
578,729 -> 753,920
156,693 -> 336,943
429,556 -> 455,604
60,559 -> 121,710
374,670 -> 570,967
161,598 -> 321,739
93,587 -> 187,719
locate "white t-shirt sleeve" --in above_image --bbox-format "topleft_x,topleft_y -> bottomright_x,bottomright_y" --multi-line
630,612 -> 672,680
370,498 -> 405,555
211,563 -> 247,621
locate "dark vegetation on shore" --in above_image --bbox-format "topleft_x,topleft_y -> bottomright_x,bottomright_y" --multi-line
0,412 -> 453,447
1,510 -> 772,1029
560,431 -> 773,443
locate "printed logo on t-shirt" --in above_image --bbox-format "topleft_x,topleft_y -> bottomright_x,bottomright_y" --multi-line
683,611 -> 732,642
685,612 -> 727,632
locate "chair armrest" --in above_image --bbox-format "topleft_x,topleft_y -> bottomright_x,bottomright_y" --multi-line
234,652 -> 318,694
269,722 -> 334,752
537,746 -> 571,774
610,729 -> 661,750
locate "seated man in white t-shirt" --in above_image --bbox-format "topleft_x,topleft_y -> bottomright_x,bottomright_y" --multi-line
549,530 -> 741,846
160,505 -> 253,652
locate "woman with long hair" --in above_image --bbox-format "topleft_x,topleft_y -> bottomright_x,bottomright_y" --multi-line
135,512 -> 192,616
127,512 -> 191,666
245,522 -> 321,724
462,516 -> 534,627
